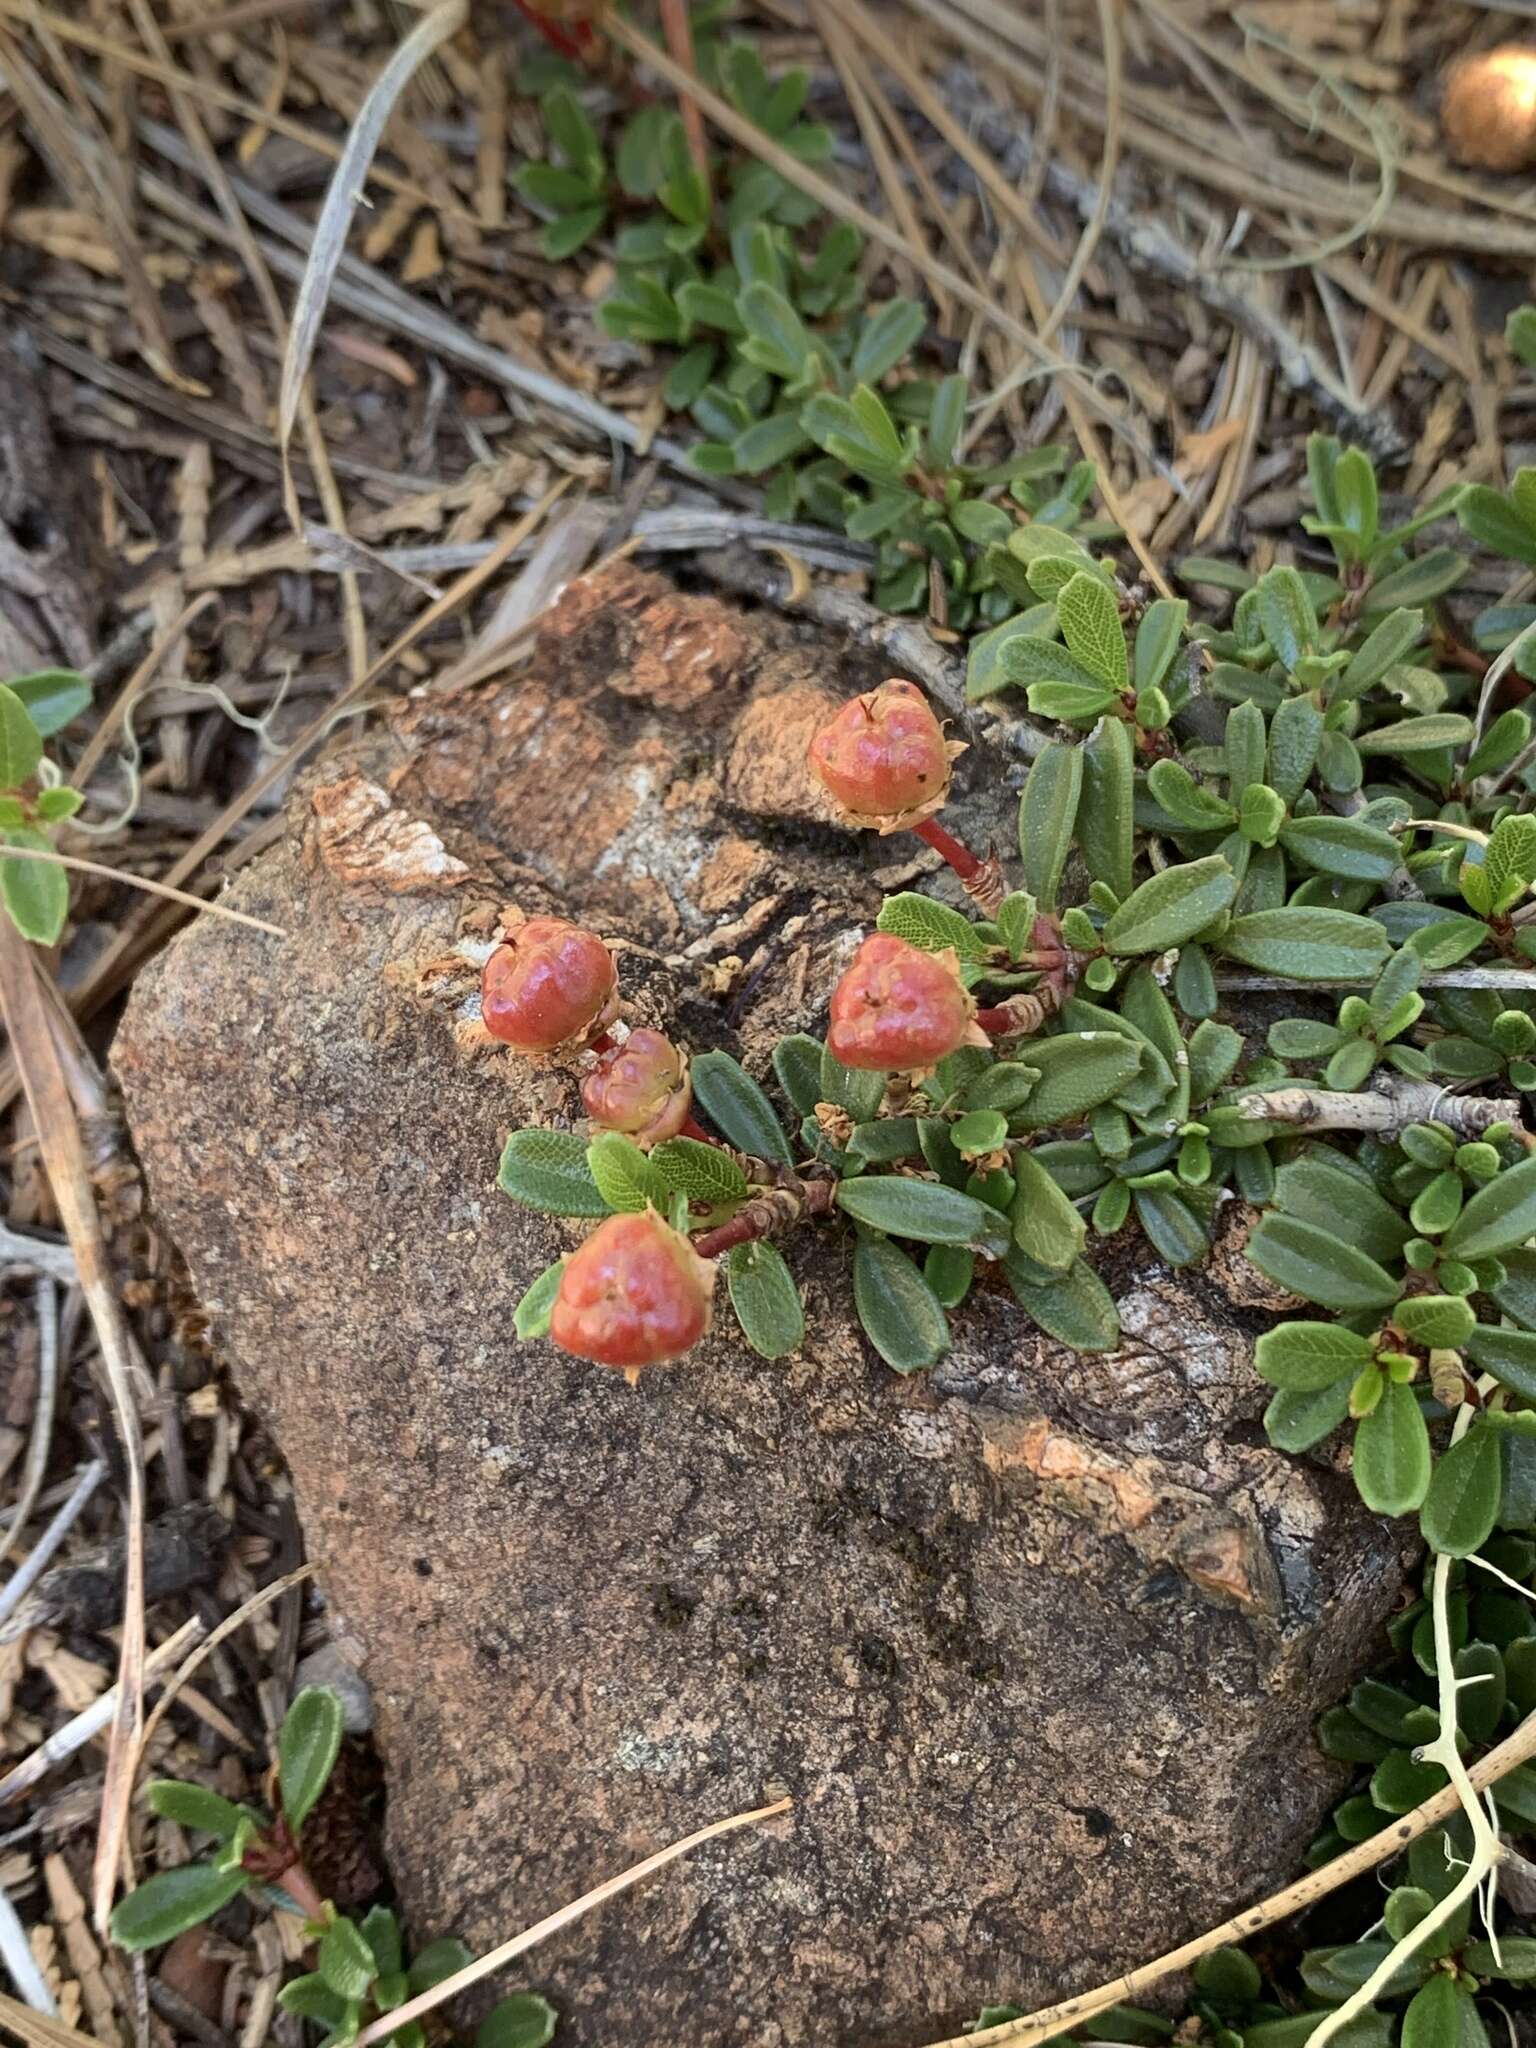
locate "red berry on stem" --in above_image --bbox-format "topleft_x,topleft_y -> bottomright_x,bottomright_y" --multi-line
550,1211 -> 716,1371
826,933 -> 984,1073
582,1030 -> 693,1148
808,679 -> 959,831
481,917 -> 619,1054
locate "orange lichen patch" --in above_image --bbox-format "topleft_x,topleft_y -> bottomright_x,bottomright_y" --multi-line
984,1417 -> 1161,1531
725,684 -> 845,826
310,777 -> 470,892
1175,1524 -> 1261,1610
696,836 -> 777,914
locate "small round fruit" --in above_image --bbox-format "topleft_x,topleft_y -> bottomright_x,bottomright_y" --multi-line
808,679 -> 959,830
481,917 -> 619,1053
1443,46 -> 1536,172
827,933 -> 982,1073
582,1030 -> 692,1147
550,1211 -> 715,1370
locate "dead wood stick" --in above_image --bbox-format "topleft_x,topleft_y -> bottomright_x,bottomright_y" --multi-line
1233,1081 -> 1518,1139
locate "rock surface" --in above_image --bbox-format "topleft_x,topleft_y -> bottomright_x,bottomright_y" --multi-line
116,566 -> 1407,2048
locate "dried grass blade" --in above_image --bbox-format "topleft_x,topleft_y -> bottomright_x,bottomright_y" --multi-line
0,922 -> 145,1937
0,845 -> 287,936
351,1797 -> 792,2048
0,1277 -> 57,1571
276,0 -> 467,477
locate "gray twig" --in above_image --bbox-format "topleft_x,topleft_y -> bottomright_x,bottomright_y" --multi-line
1218,968 -> 1536,993
0,1224 -> 77,1282
0,1457 -> 107,1633
1234,1080 -> 1518,1139
0,1875 -> 55,2016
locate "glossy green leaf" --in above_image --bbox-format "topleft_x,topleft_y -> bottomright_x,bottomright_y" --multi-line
877,891 -> 987,958
853,1237 -> 948,1371
1101,856 -> 1237,956
1145,759 -> 1236,832
1018,742 -> 1082,912
1465,1321 -> 1536,1400
1265,695 -> 1324,805
772,1035 -> 825,1116
146,1781 -> 242,1838
690,1051 -> 792,1164
1247,1213 -> 1400,1311
1356,714 -> 1475,756
1219,908 -> 1390,979
923,1243 -> 974,1308
0,682 -> 42,789
1011,1033 -> 1145,1125
586,1132 -> 669,1213
1278,816 -> 1402,882
836,1176 -> 1005,1250
278,1685 -> 344,1831
1254,1320 -> 1372,1392
727,1242 -> 804,1358
1133,599 -> 1187,694
1009,1148 -> 1086,1272
8,669 -> 90,738
1421,1423 -> 1502,1556
852,299 -> 927,383
1444,1154 -> 1536,1261
1056,570 -> 1128,692
498,1129 -> 611,1217
513,1260 -> 565,1341
110,1863 -> 247,1951
1077,715 -> 1135,900
1,827 -> 68,945
650,1137 -> 750,1205
1005,1253 -> 1120,1351
319,1916 -> 378,2001
409,1939 -> 475,1993
1353,1379 -> 1432,1515
1255,565 -> 1319,670
478,1994 -> 560,2048
1394,1295 -> 1474,1348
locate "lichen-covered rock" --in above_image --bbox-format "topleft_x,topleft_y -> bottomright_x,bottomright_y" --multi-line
115,567 -> 1407,2048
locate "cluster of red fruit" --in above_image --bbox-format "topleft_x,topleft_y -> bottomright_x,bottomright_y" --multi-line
482,680 -> 992,1376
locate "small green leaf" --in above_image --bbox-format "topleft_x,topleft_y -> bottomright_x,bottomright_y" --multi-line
1278,816 -> 1403,882
8,669 -> 90,738
1255,565 -> 1319,670
877,892 -> 987,958
1247,1214 -> 1400,1311
772,1035 -> 825,1117
690,1052 -> 792,1165
1145,759 -> 1236,832
1010,1148 -> 1086,1272
34,785 -> 82,823
836,1177 -> 1005,1249
513,1261 -> 565,1341
1421,1423 -> 1502,1556
409,1939 -> 475,1993
853,1237 -> 949,1371
1254,1321 -> 1372,1392
1219,908 -> 1390,980
478,1994 -> 559,2048
1077,715 -> 1135,901
1018,742 -> 1083,913
1265,695 -> 1324,805
1354,1380 -> 1432,1515
1011,1033 -> 1144,1125
1400,1974 -> 1477,2048
736,282 -> 816,381
498,1129 -> 611,1217
1356,714 -> 1475,757
1466,1322 -> 1536,1400
0,682 -> 43,788
1394,1295 -> 1474,1348
1444,1154 -> 1536,1261
586,1131 -> 670,1213
650,1137 -> 750,1205
1133,599 -> 1187,695
1055,571 -> 1128,693
851,299 -> 927,383
727,1241 -> 804,1358
923,1244 -> 974,1308
1005,1253 -> 1120,1351
110,1864 -> 247,1952
952,1109 -> 1008,1154
278,1974 -> 351,2027
146,1781 -> 242,1838
361,1905 -> 402,1978
278,1685 -> 344,1831
1101,856 -> 1237,956
542,84 -> 604,183
966,605 -> 1060,701
1,826 -> 68,945
1465,1937 -> 1536,1983
319,1916 -> 378,2001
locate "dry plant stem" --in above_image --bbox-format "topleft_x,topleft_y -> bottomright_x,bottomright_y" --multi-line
658,0 -> 709,181
1309,1397 -> 1494,2048
0,845 -> 287,937
927,1702 -> 1536,2048
0,917 -> 146,1935
0,1277 -> 57,1572
0,1456 -> 105,1630
350,1797 -> 792,2048
0,1989 -> 99,2047
1235,1082 -> 1517,1138
1218,968 -> 1536,994
693,1180 -> 838,1258
70,592 -> 217,793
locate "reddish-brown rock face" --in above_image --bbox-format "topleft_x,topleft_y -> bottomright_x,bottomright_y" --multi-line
116,567 -> 1405,2048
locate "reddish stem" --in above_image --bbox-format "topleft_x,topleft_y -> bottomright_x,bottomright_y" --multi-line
680,1113 -> 720,1147
509,0 -> 595,60
974,1006 -> 1014,1035
912,816 -> 982,881
694,1210 -> 769,1259
587,1031 -> 617,1057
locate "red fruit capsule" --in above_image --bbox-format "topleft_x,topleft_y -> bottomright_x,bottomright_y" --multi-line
582,1030 -> 692,1148
481,917 -> 619,1054
550,1211 -> 715,1371
826,933 -> 986,1073
808,678 -> 961,831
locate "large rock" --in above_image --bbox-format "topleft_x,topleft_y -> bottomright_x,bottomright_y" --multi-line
115,567 -> 1407,2048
